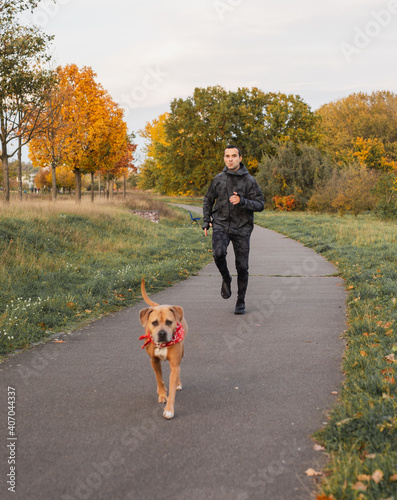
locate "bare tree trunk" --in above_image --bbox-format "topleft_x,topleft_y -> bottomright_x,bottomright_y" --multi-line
18,130 -> 23,201
75,168 -> 81,203
109,175 -> 114,200
106,172 -> 110,199
123,176 -> 126,199
51,161 -> 57,202
91,172 -> 94,202
98,173 -> 101,198
1,114 -> 10,203
1,145 -> 10,203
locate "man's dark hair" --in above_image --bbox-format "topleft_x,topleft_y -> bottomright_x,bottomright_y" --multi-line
225,145 -> 242,156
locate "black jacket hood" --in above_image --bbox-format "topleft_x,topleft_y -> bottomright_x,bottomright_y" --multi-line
222,162 -> 249,176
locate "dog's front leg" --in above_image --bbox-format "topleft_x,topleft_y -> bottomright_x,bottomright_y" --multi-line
150,357 -> 167,403
163,362 -> 180,419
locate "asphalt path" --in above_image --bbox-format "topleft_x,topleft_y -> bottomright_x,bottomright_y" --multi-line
0,205 -> 346,500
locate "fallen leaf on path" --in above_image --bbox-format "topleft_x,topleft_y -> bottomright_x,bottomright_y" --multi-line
313,444 -> 325,451
331,391 -> 338,395
53,340 -> 65,343
305,468 -> 322,477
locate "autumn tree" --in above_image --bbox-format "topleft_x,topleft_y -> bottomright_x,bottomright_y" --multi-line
316,91 -> 397,164
112,133 -> 137,198
35,165 -> 76,192
29,64 -> 129,202
80,92 -> 128,201
59,64 -> 107,202
34,166 -> 50,189
138,112 -> 168,191
0,0 -> 55,202
350,137 -> 396,172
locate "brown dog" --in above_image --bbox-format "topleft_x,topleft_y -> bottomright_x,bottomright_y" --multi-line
139,278 -> 187,419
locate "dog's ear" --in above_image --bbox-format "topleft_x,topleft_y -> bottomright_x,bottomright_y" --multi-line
171,306 -> 184,323
139,307 -> 152,326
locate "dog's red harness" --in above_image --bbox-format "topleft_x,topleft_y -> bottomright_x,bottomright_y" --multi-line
139,322 -> 185,349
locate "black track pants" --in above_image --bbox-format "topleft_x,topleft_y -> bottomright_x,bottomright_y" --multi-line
212,228 -> 250,300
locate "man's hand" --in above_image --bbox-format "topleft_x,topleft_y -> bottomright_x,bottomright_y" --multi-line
202,222 -> 211,237
229,192 -> 240,205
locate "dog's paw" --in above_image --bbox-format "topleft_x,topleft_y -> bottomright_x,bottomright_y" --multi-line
158,393 -> 167,404
163,409 -> 174,419
176,384 -> 182,391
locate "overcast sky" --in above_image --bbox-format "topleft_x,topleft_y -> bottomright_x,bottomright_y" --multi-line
21,0 -> 397,163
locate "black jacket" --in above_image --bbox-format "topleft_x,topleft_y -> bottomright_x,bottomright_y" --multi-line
203,163 -> 265,236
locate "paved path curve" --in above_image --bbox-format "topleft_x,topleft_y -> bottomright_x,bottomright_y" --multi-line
0,206 -> 346,500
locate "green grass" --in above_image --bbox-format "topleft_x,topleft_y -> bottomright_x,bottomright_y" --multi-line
0,195 -> 211,356
255,211 -> 397,499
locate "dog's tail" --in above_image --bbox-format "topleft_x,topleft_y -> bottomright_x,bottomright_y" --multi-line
141,278 -> 159,307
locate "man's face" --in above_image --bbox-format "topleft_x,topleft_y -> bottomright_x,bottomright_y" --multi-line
224,148 -> 242,171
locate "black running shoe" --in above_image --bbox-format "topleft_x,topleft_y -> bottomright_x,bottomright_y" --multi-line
221,274 -> 232,299
234,298 -> 245,315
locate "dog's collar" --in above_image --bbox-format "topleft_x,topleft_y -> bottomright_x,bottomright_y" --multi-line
139,322 -> 185,350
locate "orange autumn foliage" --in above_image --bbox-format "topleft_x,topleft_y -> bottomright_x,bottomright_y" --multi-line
29,64 -> 131,198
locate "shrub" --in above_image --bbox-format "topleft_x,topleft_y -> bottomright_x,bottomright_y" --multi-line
308,163 -> 379,215
375,171 -> 397,218
272,195 -> 297,211
255,142 -> 333,209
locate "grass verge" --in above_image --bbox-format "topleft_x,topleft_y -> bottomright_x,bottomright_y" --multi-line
0,195 -> 211,357
255,211 -> 397,500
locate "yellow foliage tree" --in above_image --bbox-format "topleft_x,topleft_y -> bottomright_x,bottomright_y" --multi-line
138,112 -> 169,192
317,91 -> 397,165
351,137 -> 396,172
81,92 -> 128,201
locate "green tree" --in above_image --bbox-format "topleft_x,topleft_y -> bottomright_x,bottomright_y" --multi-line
0,0 -> 55,202
157,85 -> 231,195
137,113 -> 168,192
148,86 -> 319,195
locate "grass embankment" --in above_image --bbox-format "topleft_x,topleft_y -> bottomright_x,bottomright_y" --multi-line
0,195 -> 210,357
255,212 -> 397,500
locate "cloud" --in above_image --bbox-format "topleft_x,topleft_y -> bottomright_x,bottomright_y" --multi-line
18,0 -> 397,162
